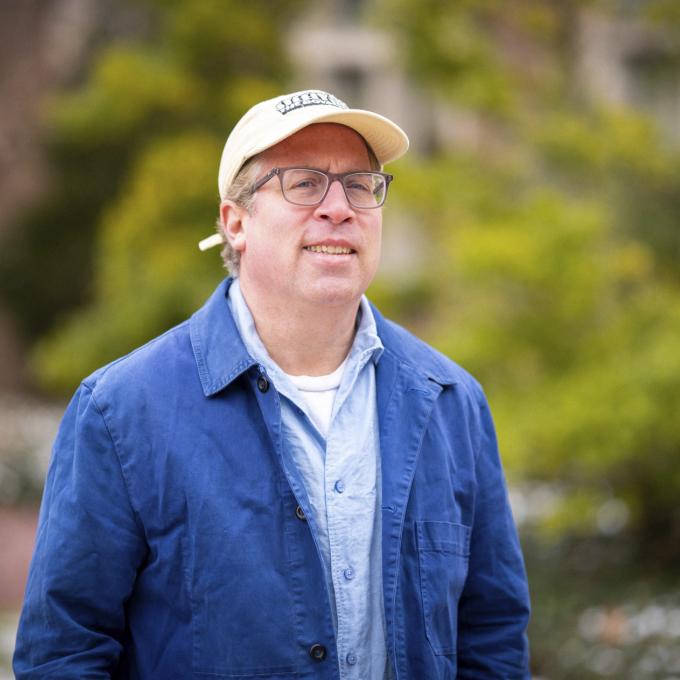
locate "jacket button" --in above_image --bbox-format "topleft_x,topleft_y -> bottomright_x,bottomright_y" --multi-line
256,376 -> 269,393
295,505 -> 306,521
309,643 -> 327,661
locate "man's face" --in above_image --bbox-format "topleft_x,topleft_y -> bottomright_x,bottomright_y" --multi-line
226,123 -> 383,311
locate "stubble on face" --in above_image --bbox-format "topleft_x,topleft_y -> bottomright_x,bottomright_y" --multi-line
236,123 -> 383,315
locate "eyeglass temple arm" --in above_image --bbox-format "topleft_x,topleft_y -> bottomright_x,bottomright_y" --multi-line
250,168 -> 280,193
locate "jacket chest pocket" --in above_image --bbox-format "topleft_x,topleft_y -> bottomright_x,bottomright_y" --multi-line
417,520 -> 471,657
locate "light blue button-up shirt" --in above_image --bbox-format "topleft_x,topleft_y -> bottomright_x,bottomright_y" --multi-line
228,279 -> 388,680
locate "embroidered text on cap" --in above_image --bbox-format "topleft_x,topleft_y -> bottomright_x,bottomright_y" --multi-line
276,90 -> 348,115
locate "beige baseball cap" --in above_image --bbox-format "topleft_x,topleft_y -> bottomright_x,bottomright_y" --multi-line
198,89 -> 410,251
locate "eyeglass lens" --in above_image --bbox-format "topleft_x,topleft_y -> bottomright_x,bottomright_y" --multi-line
280,169 -> 387,208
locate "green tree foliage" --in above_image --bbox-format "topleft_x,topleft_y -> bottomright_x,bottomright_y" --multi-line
31,132 -> 220,391
374,0 -> 680,557
371,0 -> 680,674
1,0 -> 304,393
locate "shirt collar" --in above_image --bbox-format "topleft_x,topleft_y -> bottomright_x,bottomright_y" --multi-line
189,277 -> 460,398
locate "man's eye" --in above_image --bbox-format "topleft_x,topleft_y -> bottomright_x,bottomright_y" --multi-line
346,180 -> 372,192
293,179 -> 318,189
286,173 -> 323,191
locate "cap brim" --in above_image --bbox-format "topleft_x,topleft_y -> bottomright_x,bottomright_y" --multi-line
263,107 -> 409,167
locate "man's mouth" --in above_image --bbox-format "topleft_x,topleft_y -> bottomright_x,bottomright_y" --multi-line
304,245 -> 354,254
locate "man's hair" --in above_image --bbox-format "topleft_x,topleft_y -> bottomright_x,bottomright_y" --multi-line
216,138 -> 381,275
217,156 -> 263,275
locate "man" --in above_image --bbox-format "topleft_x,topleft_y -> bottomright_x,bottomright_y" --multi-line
14,89 -> 530,679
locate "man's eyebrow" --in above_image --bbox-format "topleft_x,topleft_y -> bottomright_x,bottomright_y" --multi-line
291,165 -> 374,173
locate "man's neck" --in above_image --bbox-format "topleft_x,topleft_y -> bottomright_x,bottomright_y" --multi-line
236,280 -> 359,377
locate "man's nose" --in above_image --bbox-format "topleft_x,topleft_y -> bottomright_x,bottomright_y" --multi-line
314,179 -> 355,224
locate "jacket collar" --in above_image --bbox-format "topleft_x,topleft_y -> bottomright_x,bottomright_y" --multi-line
189,278 -> 462,397
189,278 -> 256,397
370,304 -> 461,388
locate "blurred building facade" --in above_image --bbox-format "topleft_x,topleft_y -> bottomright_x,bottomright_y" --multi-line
284,0 -> 491,156
286,1 -> 680,150
577,10 -> 680,143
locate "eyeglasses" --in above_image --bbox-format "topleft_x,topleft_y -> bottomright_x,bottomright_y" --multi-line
250,167 -> 393,209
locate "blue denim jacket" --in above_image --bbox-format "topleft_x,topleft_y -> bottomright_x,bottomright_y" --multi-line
14,279 -> 530,679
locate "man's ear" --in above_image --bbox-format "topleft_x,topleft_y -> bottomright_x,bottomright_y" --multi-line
219,200 -> 248,253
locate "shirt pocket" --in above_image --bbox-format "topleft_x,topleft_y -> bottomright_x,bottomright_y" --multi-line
416,520 -> 471,656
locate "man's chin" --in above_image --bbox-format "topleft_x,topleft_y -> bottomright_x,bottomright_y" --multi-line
297,280 -> 366,309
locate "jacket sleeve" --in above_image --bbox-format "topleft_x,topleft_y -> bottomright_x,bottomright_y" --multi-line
13,382 -> 147,679
456,386 -> 531,678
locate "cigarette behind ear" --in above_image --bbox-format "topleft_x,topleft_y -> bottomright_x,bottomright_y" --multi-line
198,234 -> 224,251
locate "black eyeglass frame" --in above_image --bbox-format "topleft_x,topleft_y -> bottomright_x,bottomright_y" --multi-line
250,167 -> 394,209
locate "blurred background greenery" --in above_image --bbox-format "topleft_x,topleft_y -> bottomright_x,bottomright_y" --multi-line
1,0 -> 680,677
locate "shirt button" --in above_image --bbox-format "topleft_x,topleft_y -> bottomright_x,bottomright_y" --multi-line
334,479 -> 345,494
295,504 -> 306,521
309,643 -> 327,661
346,651 -> 357,666
343,567 -> 355,580
256,376 -> 269,393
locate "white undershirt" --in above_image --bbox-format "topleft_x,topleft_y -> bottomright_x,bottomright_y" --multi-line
285,357 -> 348,439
